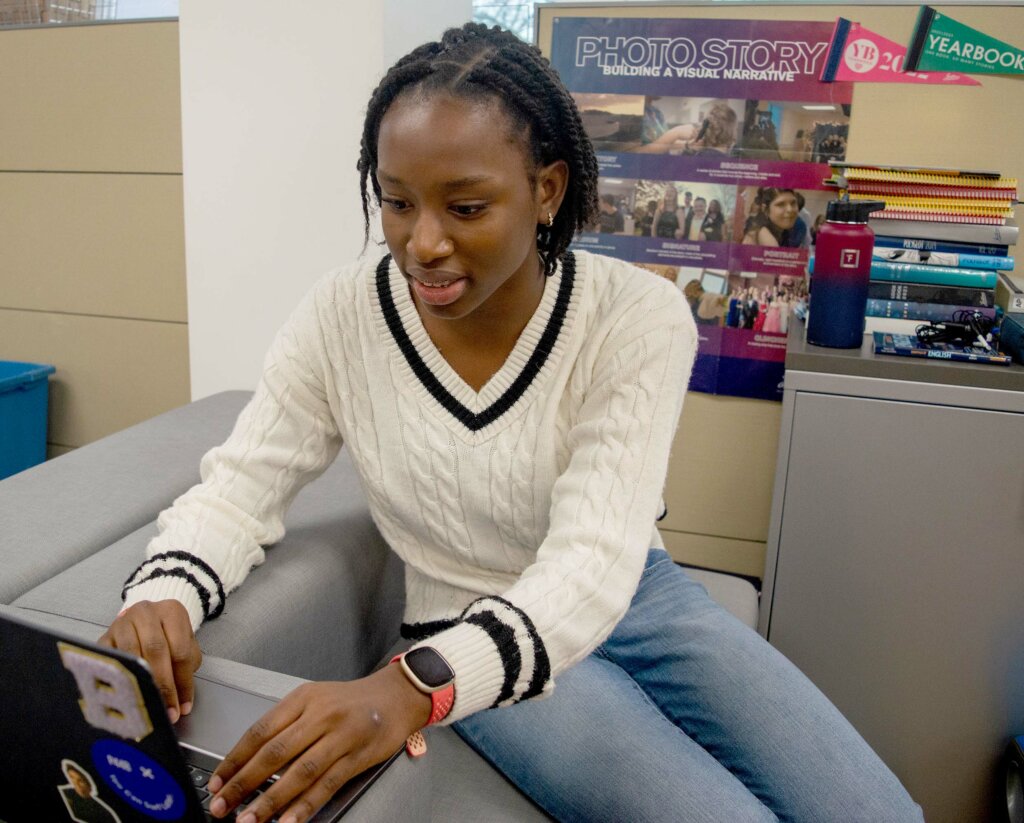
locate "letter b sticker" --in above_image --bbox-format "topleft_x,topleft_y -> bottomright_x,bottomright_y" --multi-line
59,642 -> 153,741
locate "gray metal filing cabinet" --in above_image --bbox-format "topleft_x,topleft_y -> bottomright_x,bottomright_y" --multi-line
759,327 -> 1024,823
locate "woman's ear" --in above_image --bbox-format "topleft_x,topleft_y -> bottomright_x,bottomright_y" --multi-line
536,160 -> 569,223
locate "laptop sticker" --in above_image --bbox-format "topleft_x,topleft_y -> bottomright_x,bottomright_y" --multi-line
90,740 -> 187,821
57,759 -> 122,823
58,642 -> 154,742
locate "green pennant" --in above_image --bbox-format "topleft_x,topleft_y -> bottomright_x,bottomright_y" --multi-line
906,5 -> 1024,75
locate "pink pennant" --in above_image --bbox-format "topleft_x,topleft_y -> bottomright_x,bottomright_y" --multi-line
822,19 -> 980,85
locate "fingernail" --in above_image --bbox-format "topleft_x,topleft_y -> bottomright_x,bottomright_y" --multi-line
237,813 -> 256,823
207,775 -> 223,793
209,796 -> 226,816
280,815 -> 297,823
167,706 -> 179,724
180,701 -> 192,716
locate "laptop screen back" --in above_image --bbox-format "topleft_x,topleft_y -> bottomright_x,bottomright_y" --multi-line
0,611 -> 206,823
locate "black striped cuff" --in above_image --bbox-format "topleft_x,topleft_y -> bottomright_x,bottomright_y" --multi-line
121,551 -> 227,621
405,596 -> 551,708
401,617 -> 457,641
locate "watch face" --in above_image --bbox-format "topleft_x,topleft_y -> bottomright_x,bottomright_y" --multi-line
404,647 -> 454,689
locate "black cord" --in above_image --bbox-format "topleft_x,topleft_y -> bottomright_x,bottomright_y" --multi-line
915,311 -> 995,348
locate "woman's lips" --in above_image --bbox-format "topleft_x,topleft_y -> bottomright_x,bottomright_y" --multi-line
406,269 -> 469,307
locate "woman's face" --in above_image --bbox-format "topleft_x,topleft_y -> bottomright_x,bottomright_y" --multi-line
67,768 -> 91,797
376,92 -> 566,322
663,188 -> 678,209
767,191 -> 799,230
708,200 -> 721,216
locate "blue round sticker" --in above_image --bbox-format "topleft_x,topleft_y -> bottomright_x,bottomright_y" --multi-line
91,739 -> 187,821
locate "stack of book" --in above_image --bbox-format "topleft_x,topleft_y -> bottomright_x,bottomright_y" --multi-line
826,162 -> 1018,336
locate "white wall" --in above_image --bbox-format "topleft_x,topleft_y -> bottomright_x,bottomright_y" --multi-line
179,0 -> 471,398
383,0 -> 472,66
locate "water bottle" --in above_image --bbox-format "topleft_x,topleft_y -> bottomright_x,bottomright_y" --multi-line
807,200 -> 886,348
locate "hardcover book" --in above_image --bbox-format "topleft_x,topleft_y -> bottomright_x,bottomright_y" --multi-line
871,247 -> 1012,271
867,217 -> 1018,245
867,260 -> 999,289
868,281 -> 994,308
873,235 -> 1009,258
808,257 -> 999,288
866,299 -> 996,322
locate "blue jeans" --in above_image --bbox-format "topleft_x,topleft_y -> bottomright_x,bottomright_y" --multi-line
454,549 -> 922,822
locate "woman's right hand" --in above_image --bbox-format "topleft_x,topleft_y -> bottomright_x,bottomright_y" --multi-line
655,123 -> 697,146
98,599 -> 203,724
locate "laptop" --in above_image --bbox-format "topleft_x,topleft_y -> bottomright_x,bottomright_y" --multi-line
0,610 -> 399,823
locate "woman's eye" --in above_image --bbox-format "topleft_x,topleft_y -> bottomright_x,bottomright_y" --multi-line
382,198 -> 409,212
451,203 -> 485,217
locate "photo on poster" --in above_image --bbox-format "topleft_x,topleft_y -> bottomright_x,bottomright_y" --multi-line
637,97 -> 745,156
734,186 -> 834,248
573,92 -> 646,152
636,179 -> 736,241
735,100 -> 851,162
677,268 -> 732,326
723,272 -> 807,334
594,177 -> 638,235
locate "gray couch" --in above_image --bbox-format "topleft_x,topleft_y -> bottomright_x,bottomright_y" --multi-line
0,391 -> 758,820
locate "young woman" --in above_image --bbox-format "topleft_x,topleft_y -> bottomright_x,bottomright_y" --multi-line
638,99 -> 738,156
651,185 -> 685,239
699,197 -> 726,242
101,23 -> 922,823
742,187 -> 802,247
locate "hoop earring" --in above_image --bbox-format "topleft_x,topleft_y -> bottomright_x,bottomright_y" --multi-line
547,211 -> 554,227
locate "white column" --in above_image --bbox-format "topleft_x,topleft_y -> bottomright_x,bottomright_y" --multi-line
179,0 -> 473,398
178,1 -> 381,398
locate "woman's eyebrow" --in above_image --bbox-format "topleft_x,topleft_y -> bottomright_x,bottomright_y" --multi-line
376,170 -> 495,192
440,175 -> 494,192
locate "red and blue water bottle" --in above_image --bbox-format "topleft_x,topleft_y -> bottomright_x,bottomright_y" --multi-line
807,199 -> 886,348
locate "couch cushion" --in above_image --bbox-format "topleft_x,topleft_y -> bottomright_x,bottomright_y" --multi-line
685,567 -> 760,629
0,391 -> 251,603
13,449 -> 406,682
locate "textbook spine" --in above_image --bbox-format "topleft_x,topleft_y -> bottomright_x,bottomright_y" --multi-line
866,299 -> 996,322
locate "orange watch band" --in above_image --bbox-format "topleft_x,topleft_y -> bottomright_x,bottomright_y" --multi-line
390,653 -> 455,726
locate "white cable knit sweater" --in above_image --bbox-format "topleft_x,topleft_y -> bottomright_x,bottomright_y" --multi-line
122,250 -> 697,723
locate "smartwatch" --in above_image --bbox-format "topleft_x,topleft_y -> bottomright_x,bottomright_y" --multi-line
391,647 -> 455,726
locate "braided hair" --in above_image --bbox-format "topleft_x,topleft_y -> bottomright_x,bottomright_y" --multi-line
357,22 -> 599,277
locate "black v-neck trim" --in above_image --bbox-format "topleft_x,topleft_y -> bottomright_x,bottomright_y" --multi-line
375,253 -> 576,432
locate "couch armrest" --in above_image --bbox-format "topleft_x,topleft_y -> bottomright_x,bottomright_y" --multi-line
7,390 -> 405,680
0,391 -> 251,603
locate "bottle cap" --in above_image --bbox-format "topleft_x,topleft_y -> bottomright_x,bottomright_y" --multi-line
825,199 -> 886,224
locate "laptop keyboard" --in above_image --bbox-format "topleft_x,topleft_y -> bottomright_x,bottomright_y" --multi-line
186,756 -> 279,822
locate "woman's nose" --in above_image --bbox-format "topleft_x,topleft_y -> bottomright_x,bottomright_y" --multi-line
408,212 -> 453,263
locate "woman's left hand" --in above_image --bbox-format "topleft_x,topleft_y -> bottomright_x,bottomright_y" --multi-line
207,664 -> 431,823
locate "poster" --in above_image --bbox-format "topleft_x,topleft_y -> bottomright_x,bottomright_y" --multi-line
551,17 -> 854,400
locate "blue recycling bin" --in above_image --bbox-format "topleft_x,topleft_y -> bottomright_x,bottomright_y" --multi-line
0,361 -> 57,480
